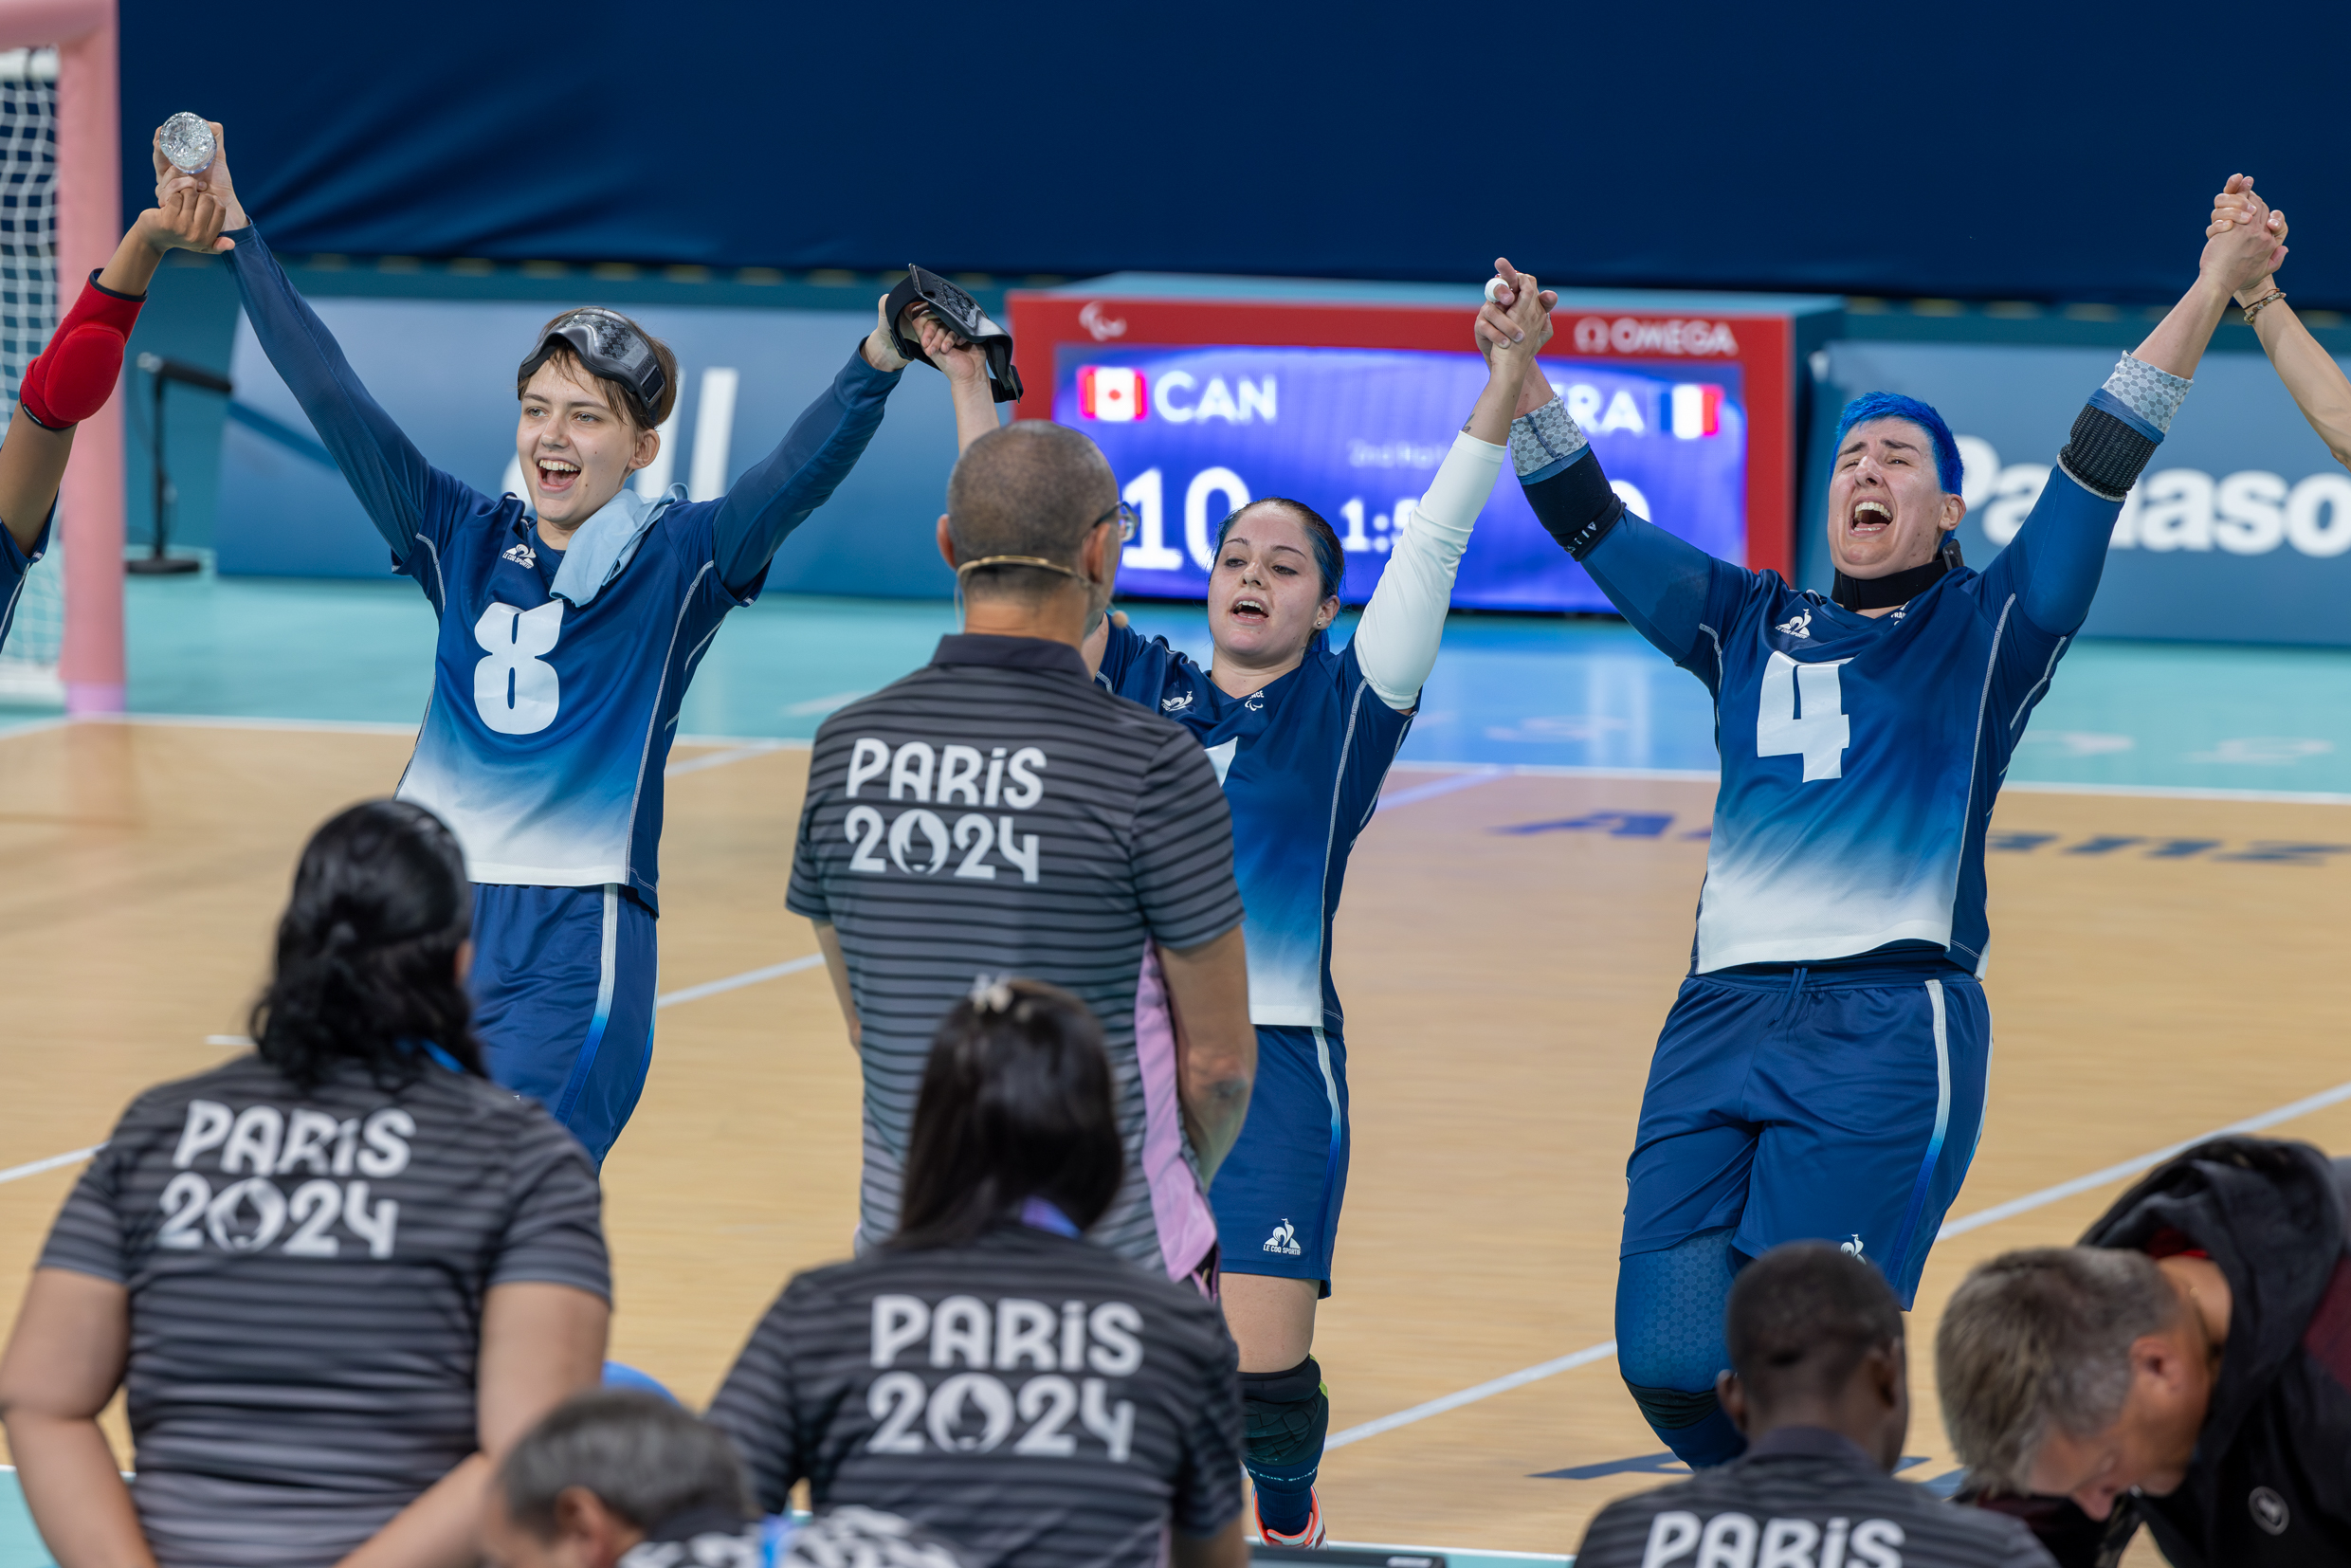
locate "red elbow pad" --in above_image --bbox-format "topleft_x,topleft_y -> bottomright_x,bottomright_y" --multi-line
18,270 -> 144,430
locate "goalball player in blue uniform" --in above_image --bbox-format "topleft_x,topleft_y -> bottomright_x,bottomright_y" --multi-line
185,122 -> 927,1166
928,266 -> 1555,1543
1,164 -> 234,650
1480,206 -> 2284,1468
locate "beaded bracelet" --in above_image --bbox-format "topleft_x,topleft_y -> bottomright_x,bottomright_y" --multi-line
2244,287 -> 2287,326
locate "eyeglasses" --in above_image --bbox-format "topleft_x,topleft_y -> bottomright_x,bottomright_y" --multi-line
1094,501 -> 1137,541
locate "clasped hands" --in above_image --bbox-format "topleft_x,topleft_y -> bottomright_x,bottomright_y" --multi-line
2205,173 -> 2289,307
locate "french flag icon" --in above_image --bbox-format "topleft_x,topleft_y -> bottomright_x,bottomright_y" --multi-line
1668,383 -> 1722,439
1080,365 -> 1147,422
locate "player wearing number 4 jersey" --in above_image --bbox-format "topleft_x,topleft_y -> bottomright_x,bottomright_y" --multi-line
193,121 -> 939,1163
1479,202 -> 2285,1469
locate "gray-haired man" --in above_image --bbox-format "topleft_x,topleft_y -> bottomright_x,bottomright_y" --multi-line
1937,1137 -> 2351,1568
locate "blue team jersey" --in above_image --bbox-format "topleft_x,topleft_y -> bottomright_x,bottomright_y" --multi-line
227,225 -> 900,907
0,511 -> 51,653
393,486 -> 746,902
1673,531 -> 2072,975
1098,624 -> 1412,1028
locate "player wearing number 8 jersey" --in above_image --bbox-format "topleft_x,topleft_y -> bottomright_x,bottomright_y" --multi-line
194,122 -> 926,1163
1480,204 -> 2285,1470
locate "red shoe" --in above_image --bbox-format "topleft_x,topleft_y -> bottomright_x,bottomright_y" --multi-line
1255,1487 -> 1326,1548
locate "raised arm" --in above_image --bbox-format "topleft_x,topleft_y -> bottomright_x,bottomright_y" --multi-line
706,293 -> 908,595
1992,190 -> 2282,633
1480,261 -> 1740,670
190,124 -> 453,564
0,171 -> 229,553
2208,176 -> 2351,469
1347,265 -> 1547,709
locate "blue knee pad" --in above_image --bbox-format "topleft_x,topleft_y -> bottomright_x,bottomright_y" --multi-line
1615,1228 -> 1747,1468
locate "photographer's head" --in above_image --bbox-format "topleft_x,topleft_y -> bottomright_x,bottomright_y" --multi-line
248,799 -> 483,1090
891,977 -> 1123,1249
515,308 -> 680,535
1718,1243 -> 1908,1469
485,1391 -> 757,1568
1937,1248 -> 2212,1519
940,422 -> 1123,641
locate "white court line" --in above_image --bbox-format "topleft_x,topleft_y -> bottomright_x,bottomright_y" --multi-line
1375,766 -> 1506,813
198,953 -> 829,1049
1324,1074 -> 2351,1450
665,739 -> 796,778
0,1144 -> 106,1186
652,954 -> 826,1008
1326,1340 -> 1619,1450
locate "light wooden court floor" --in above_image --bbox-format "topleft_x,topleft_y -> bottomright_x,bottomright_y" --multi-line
3,719 -> 2348,1559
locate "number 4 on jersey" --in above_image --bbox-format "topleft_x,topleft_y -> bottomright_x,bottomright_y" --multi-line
1757,650 -> 1851,781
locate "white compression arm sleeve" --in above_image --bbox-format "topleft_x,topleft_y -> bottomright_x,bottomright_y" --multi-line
1353,430 -> 1506,710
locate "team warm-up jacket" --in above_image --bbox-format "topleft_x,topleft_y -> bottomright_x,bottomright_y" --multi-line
1510,358 -> 2182,975
707,1221 -> 1245,1568
37,1053 -> 610,1568
1993,1138 -> 2351,1568
1574,1427 -> 2055,1568
225,224 -> 901,905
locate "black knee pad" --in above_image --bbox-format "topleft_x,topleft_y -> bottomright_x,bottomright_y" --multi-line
1240,1356 -> 1328,1468
1624,1377 -> 1721,1431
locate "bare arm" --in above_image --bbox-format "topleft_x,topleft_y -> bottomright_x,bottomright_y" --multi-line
911,311 -> 1000,453
814,921 -> 860,1048
2131,185 -> 2284,381
2209,179 -> 2351,469
0,1269 -> 153,1568
336,1282 -> 607,1568
0,177 -> 230,552
1156,925 -> 1254,1183
1171,1516 -> 1248,1568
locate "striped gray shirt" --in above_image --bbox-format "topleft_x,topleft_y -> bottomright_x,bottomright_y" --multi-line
707,1222 -> 1245,1568
38,1053 -> 610,1568
787,635 -> 1244,1274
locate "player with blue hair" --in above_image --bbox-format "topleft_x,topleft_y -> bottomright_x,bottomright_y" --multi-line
1478,201 -> 2284,1468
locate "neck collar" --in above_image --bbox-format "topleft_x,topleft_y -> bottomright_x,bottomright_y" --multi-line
1832,552 -> 1949,611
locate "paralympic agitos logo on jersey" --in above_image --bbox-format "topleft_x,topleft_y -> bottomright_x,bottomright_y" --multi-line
838,738 -> 1046,884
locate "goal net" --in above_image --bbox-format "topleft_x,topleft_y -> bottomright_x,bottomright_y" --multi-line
0,45 -> 61,705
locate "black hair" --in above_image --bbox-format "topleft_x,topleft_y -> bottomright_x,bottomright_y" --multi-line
1214,497 -> 1346,600
499,1391 -> 755,1537
945,422 -> 1119,599
1725,1242 -> 1904,1411
246,799 -> 485,1091
890,977 -> 1124,1250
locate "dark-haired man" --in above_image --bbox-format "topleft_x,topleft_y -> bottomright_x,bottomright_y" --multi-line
790,420 -> 1255,1284
1938,1137 -> 2351,1568
1574,1244 -> 2055,1568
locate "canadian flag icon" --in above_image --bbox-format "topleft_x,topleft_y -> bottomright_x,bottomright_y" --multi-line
1079,365 -> 1146,422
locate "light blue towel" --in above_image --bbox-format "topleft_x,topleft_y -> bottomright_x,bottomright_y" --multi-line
547,482 -> 685,607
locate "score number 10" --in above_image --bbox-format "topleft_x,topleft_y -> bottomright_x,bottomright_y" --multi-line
1118,466 -> 1412,575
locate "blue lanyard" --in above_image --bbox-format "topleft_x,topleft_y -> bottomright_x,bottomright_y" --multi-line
1019,1196 -> 1081,1237
399,1039 -> 467,1075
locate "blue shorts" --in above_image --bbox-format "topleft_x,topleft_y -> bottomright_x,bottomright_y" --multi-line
1212,1024 -> 1349,1296
1621,962 -> 1990,1306
470,883 -> 658,1169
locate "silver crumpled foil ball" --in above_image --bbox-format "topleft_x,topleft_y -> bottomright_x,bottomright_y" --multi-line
158,113 -> 215,174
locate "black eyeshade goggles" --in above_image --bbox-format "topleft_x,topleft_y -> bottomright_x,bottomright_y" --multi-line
519,308 -> 667,412
884,264 -> 1023,404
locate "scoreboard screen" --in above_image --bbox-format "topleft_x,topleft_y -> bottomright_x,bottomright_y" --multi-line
1050,340 -> 1747,611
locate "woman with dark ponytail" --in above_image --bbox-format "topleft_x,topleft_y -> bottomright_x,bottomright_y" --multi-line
710,979 -> 1248,1568
0,800 -> 612,1568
